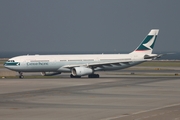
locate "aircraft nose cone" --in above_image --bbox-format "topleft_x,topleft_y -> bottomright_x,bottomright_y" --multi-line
4,62 -> 10,68
4,62 -> 8,67
3,62 -> 20,70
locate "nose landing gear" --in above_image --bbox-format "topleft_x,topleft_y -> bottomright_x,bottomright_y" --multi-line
18,72 -> 24,79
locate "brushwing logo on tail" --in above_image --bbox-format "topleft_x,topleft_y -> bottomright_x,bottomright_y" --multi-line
136,35 -> 157,51
142,35 -> 155,50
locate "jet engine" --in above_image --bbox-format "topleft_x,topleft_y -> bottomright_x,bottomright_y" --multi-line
72,67 -> 93,76
41,72 -> 61,76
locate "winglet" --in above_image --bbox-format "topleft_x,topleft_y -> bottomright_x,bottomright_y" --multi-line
131,29 -> 159,54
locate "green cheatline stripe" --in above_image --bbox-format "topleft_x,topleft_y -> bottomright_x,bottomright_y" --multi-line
4,62 -> 20,66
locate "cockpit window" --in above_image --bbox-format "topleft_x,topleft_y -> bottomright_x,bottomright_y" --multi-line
8,60 -> 15,62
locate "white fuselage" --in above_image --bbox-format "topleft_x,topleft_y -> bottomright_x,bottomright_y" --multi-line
4,53 -> 146,72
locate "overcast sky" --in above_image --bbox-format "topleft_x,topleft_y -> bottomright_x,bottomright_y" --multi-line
0,0 -> 180,54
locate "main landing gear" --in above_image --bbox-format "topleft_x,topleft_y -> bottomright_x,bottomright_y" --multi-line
70,74 -> 100,78
70,74 -> 81,78
18,72 -> 24,79
88,74 -> 100,78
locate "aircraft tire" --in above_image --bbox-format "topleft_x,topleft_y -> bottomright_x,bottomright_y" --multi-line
70,74 -> 81,78
88,74 -> 99,78
19,75 -> 24,79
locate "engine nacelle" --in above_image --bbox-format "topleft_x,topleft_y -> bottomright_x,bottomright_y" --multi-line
72,67 -> 93,76
41,72 -> 61,76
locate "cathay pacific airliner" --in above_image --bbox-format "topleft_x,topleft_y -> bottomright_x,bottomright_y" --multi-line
4,29 -> 160,78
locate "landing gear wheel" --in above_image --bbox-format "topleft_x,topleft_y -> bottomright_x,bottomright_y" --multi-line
18,72 -> 24,79
88,74 -> 100,78
19,75 -> 24,79
70,74 -> 81,78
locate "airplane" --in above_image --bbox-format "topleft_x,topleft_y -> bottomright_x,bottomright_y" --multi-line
4,29 -> 160,78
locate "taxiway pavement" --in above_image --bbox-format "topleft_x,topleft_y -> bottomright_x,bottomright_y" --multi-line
0,74 -> 180,120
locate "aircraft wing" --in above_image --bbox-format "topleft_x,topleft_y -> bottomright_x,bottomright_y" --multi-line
62,60 -> 144,69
